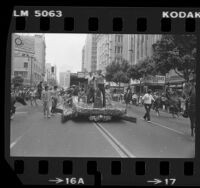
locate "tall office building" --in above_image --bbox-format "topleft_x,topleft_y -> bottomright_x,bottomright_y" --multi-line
96,34 -> 124,73
44,63 -> 51,83
81,45 -> 85,72
59,71 -> 70,88
82,34 -> 97,72
122,34 -> 162,66
11,34 -> 46,86
82,34 -> 162,74
44,63 -> 57,86
34,35 -> 46,79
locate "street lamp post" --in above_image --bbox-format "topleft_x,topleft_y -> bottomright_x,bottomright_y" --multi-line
30,56 -> 33,87
27,54 -> 33,87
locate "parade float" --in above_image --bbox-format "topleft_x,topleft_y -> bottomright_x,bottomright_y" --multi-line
61,95 -> 137,123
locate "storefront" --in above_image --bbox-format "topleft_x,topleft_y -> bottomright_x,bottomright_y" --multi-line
130,75 -> 165,94
165,75 -> 185,93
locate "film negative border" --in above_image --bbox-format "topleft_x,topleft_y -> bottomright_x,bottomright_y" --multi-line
4,6 -> 200,186
6,158 -> 200,185
11,7 -> 200,33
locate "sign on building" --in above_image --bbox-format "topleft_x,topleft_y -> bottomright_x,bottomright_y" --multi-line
13,34 -> 35,54
143,75 -> 165,84
130,79 -> 141,85
77,72 -> 85,78
70,73 -> 77,77
156,75 -> 165,84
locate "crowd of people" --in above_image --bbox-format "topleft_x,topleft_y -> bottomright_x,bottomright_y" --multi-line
122,79 -> 196,136
10,81 -> 62,119
10,74 -> 196,136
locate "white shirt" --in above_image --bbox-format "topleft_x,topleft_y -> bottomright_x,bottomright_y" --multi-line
132,94 -> 138,99
142,93 -> 155,104
86,75 -> 93,84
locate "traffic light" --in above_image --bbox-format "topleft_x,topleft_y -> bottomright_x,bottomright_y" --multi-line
51,66 -> 54,73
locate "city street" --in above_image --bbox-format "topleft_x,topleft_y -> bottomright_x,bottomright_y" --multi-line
10,101 -> 195,158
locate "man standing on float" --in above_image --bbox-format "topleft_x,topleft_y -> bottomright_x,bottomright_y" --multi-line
95,70 -> 106,107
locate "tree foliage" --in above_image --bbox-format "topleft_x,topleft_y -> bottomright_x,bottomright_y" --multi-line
152,35 -> 196,82
128,57 -> 156,80
105,59 -> 130,86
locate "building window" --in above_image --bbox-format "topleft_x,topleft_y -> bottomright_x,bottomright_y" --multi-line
24,62 -> 28,68
118,47 -> 120,53
118,35 -> 122,42
14,71 -> 27,78
14,71 -> 18,77
24,71 -> 28,78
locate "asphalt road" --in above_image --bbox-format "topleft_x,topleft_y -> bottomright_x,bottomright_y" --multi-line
10,101 -> 195,158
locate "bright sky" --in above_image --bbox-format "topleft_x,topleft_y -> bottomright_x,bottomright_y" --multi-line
45,34 -> 87,80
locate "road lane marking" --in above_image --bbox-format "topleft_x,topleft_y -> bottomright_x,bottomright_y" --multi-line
94,122 -> 136,158
10,135 -> 23,149
15,111 -> 28,114
10,127 -> 33,149
139,118 -> 186,136
93,122 -> 127,157
149,121 -> 186,136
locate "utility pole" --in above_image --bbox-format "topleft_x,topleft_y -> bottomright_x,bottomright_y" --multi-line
30,56 -> 33,87
27,54 -> 33,87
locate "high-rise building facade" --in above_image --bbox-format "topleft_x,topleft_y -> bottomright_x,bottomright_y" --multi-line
126,35 -> 162,91
44,63 -> 51,83
96,34 -> 125,73
44,63 -> 57,86
81,45 -> 85,72
82,34 -> 97,73
11,34 -> 46,86
129,34 -> 162,65
34,35 -> 46,79
59,71 -> 70,88
95,34 -> 162,72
